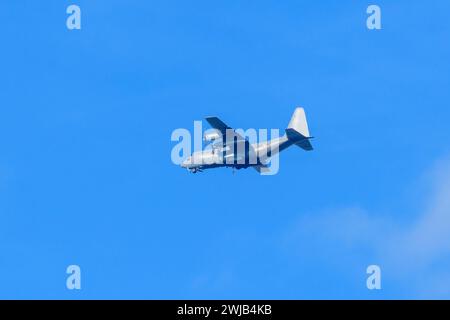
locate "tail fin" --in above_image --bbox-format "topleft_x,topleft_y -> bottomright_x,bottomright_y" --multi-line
288,107 -> 310,137
285,107 -> 313,151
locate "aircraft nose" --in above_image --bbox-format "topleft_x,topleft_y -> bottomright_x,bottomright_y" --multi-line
181,157 -> 190,168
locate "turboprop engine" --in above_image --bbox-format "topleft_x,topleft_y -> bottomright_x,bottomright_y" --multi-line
203,131 -> 221,142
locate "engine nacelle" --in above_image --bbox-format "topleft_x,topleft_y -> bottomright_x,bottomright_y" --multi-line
203,131 -> 221,142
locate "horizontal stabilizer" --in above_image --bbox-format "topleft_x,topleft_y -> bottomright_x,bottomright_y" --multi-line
285,128 -> 313,151
295,139 -> 313,151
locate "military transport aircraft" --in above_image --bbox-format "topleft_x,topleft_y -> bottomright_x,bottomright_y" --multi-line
181,107 -> 313,173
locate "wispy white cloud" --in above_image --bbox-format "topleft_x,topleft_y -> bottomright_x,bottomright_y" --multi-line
284,156 -> 450,298
398,158 -> 450,264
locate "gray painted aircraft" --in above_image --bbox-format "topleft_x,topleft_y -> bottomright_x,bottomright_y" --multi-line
181,107 -> 313,173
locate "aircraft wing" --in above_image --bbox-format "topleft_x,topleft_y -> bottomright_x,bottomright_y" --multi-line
205,116 -> 232,135
205,116 -> 254,153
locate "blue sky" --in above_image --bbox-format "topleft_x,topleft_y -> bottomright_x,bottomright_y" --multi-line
1,1 -> 450,299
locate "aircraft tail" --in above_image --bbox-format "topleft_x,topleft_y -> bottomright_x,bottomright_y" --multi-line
285,107 -> 313,151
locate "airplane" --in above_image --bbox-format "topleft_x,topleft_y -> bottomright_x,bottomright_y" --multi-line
180,107 -> 313,173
